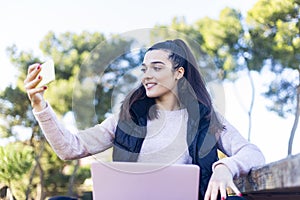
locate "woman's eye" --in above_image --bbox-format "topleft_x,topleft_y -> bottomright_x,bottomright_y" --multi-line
141,68 -> 146,73
153,66 -> 161,71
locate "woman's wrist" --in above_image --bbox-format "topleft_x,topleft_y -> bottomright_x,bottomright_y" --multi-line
32,100 -> 47,112
214,163 -> 234,176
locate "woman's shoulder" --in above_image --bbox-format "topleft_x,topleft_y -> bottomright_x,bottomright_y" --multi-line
99,112 -> 119,126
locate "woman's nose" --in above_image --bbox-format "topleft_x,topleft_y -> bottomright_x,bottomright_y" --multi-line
142,68 -> 153,80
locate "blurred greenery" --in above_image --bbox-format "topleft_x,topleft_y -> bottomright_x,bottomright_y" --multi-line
0,0 -> 299,199
0,143 -> 33,199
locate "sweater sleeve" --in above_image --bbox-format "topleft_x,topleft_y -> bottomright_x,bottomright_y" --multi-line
33,102 -> 117,160
213,117 -> 266,177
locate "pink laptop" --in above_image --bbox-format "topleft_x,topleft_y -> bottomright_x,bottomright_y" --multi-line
90,162 -> 200,200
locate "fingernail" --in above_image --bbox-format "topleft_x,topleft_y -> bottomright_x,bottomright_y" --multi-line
43,86 -> 47,90
37,64 -> 41,70
221,197 -> 225,200
38,75 -> 41,79
238,193 -> 243,196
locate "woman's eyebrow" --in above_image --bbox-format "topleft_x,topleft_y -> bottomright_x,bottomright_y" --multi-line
141,61 -> 166,66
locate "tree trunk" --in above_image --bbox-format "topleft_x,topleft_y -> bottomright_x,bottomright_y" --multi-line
67,160 -> 80,197
26,126 -> 46,200
240,58 -> 255,142
246,69 -> 255,142
36,159 -> 45,200
25,142 -> 45,200
288,70 -> 300,155
26,160 -> 38,200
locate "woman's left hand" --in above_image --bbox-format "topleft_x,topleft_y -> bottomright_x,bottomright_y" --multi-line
204,164 -> 241,200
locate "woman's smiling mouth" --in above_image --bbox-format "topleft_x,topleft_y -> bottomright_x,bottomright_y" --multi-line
145,83 -> 157,90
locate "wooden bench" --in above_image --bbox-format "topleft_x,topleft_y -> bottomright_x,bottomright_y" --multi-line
235,153 -> 300,200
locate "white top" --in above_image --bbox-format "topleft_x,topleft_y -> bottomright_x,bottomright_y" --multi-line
33,103 -> 265,177
137,109 -> 192,164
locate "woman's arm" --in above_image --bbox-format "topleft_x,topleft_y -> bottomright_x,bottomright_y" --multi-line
214,117 -> 266,177
33,102 -> 117,160
25,63 -> 117,160
205,117 -> 265,200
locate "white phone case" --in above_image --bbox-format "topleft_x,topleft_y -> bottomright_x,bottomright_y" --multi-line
36,60 -> 55,87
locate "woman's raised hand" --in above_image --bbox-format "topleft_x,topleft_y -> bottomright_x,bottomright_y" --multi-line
24,63 -> 47,111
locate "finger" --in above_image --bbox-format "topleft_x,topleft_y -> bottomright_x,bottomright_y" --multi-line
24,63 -> 41,84
210,184 -> 219,200
27,86 -> 46,95
204,183 -> 212,200
219,182 -> 227,200
27,63 -> 41,74
205,181 -> 220,200
24,74 -> 43,90
27,86 -> 46,100
228,181 -> 241,196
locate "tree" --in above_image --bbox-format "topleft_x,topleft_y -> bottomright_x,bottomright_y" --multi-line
152,17 -> 219,82
247,0 -> 300,155
193,8 -> 264,141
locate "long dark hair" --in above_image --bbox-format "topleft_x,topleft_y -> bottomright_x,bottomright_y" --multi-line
119,39 -> 224,134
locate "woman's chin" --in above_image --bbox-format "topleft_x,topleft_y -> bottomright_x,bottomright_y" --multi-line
146,92 -> 158,98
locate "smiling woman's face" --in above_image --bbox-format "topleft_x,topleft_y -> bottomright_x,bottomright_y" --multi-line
141,49 -> 181,100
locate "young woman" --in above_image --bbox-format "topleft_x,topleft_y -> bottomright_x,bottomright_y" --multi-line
24,39 -> 265,200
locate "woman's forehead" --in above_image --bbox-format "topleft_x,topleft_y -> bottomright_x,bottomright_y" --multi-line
143,49 -> 171,64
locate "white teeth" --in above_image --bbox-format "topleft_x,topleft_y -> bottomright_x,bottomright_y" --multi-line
146,83 -> 156,89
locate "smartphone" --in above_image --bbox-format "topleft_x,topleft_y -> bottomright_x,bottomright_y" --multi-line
36,59 -> 55,88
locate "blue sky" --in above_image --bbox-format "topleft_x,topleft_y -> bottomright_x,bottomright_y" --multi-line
0,0 -> 299,163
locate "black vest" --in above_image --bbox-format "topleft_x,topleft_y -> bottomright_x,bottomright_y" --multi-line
112,98 -> 219,200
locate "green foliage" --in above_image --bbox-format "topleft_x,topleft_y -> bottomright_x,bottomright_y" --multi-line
247,0 -> 300,115
0,86 -> 30,123
194,7 -> 246,80
247,0 -> 300,67
0,143 -> 33,184
247,0 -> 297,26
76,166 -> 91,182
195,8 -> 242,54
264,72 -> 298,117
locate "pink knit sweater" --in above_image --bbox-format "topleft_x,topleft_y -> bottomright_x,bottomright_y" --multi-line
33,103 -> 265,178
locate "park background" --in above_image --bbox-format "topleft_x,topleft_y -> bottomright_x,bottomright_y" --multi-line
0,0 -> 299,199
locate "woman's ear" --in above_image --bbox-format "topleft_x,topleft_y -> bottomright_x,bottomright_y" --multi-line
176,67 -> 185,80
